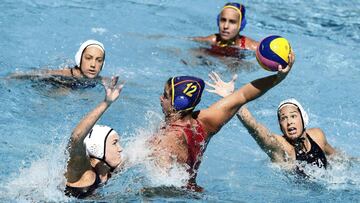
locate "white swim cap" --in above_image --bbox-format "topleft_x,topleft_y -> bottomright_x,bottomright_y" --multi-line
277,98 -> 309,128
83,124 -> 116,160
75,39 -> 105,68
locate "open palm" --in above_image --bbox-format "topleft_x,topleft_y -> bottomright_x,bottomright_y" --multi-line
102,76 -> 125,103
205,71 -> 237,98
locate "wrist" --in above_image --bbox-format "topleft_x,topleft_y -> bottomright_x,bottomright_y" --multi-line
103,99 -> 113,106
275,74 -> 286,84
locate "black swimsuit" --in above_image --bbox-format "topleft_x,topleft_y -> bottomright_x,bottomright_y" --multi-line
42,67 -> 98,89
295,134 -> 327,169
64,172 -> 102,199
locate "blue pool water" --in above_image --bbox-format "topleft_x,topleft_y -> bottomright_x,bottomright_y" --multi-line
0,0 -> 359,202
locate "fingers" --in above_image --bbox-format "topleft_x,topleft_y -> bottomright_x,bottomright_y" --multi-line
204,81 -> 216,88
277,64 -> 290,75
103,76 -> 123,94
101,77 -> 108,86
288,49 -> 295,67
231,74 -> 238,83
205,88 -> 216,93
281,66 -> 290,74
111,76 -> 119,88
116,80 -> 126,91
208,71 -> 223,83
278,64 -> 283,72
278,50 -> 294,75
284,50 -> 294,73
209,71 -> 230,86
282,66 -> 291,73
211,71 -> 221,81
208,71 -> 218,83
290,48 -> 295,59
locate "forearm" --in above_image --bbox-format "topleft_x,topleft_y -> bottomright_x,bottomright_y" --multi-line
240,74 -> 282,103
9,71 -> 45,79
237,106 -> 281,157
201,73 -> 285,134
191,36 -> 209,42
218,74 -> 282,116
66,101 -> 108,181
191,34 -> 216,45
202,67 -> 290,135
71,101 -> 111,143
237,107 -> 269,144
9,69 -> 70,79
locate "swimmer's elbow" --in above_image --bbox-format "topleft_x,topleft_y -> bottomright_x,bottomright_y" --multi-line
70,129 -> 86,144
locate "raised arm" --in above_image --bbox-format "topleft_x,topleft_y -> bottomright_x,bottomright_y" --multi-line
205,73 -> 287,162
199,51 -> 295,135
66,77 -> 124,182
236,106 -> 286,162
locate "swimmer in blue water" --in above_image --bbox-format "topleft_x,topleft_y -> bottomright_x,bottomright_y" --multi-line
206,72 -> 338,175
192,2 -> 259,57
65,76 -> 125,198
149,52 -> 294,191
10,39 -> 106,89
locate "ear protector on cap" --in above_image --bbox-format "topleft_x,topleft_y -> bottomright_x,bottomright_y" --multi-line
173,95 -> 190,110
217,3 -> 246,32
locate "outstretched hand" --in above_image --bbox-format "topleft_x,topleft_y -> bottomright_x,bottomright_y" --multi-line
205,71 -> 237,98
102,76 -> 125,104
277,49 -> 295,80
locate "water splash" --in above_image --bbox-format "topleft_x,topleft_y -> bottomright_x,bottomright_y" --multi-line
1,143 -> 69,202
123,110 -> 190,188
272,154 -> 360,192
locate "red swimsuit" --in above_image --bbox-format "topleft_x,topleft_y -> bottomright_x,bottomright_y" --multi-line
209,35 -> 246,57
170,119 -> 208,189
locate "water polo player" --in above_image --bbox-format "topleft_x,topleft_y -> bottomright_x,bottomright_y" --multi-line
10,39 -> 106,88
206,71 -> 337,176
65,77 -> 125,198
192,2 -> 259,56
149,55 -> 293,191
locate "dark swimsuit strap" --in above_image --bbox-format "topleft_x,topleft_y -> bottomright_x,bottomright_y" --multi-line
303,133 -> 318,152
70,68 -> 74,77
71,66 -> 85,78
64,170 -> 102,198
306,133 -> 322,152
